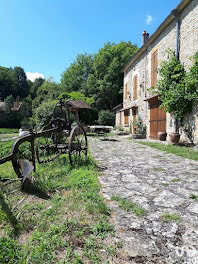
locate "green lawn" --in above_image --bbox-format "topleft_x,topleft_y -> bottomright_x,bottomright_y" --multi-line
0,128 -> 18,134
136,141 -> 198,161
0,154 -> 125,263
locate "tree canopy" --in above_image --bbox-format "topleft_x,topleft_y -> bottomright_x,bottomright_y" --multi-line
61,42 -> 138,110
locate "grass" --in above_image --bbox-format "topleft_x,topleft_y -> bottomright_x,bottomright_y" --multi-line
0,140 -> 15,158
161,213 -> 181,222
136,141 -> 198,161
171,178 -> 181,183
153,167 -> 166,172
190,194 -> 198,201
0,154 -> 125,263
0,128 -> 18,134
160,183 -> 169,187
111,195 -> 146,217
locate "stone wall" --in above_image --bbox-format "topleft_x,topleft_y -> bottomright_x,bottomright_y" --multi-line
123,0 -> 198,142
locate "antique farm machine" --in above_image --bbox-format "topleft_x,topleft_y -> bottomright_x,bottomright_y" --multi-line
0,99 -> 91,186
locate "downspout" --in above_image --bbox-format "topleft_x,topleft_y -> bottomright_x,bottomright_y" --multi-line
172,9 -> 180,60
172,9 -> 180,132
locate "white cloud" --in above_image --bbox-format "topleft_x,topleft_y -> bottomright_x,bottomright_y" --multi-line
26,72 -> 45,82
146,15 -> 153,25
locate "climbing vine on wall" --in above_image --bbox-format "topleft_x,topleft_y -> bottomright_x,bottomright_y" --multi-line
154,50 -> 198,121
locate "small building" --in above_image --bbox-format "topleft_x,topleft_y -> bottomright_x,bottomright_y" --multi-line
115,0 -> 198,142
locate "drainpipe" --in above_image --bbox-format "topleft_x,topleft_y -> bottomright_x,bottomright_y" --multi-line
172,9 -> 180,60
172,9 -> 180,132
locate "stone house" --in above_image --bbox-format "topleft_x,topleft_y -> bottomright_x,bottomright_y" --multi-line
116,0 -> 198,142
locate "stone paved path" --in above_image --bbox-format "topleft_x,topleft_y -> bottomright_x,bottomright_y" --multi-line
89,136 -> 198,263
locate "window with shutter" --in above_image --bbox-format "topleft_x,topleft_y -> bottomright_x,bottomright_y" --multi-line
133,75 -> 138,100
151,50 -> 158,87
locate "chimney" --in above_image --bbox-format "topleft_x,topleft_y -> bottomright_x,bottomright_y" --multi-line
142,30 -> 149,45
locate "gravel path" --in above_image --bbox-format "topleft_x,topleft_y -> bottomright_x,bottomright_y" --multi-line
89,136 -> 198,263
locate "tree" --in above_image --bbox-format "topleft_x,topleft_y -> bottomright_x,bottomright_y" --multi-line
0,67 -> 15,100
13,67 -> 29,98
98,110 -> 115,126
60,42 -> 138,111
156,50 -> 186,123
33,100 -> 57,129
61,53 -> 94,95
19,96 -> 33,126
32,80 -> 62,109
3,95 -> 14,113
88,41 -> 138,110
59,91 -> 94,105
29,78 -> 45,99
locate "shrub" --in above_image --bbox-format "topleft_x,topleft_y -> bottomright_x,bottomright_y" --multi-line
34,100 -> 57,129
98,110 -> 115,126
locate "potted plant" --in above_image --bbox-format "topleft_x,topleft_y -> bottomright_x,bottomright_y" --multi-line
131,115 -> 146,139
152,50 -> 187,144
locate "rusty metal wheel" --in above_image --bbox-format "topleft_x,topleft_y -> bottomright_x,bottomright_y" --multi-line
36,127 -> 60,163
12,139 -> 35,182
68,125 -> 87,165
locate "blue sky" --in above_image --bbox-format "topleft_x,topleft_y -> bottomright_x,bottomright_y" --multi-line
0,0 -> 181,82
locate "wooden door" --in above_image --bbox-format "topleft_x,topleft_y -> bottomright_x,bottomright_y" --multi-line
124,110 -> 129,125
132,109 -> 137,134
150,101 -> 166,139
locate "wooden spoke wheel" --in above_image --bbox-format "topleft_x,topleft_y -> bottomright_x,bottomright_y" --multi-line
68,125 -> 88,165
36,127 -> 60,164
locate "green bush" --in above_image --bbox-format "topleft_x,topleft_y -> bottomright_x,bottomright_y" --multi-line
34,100 -> 57,129
98,110 -> 115,126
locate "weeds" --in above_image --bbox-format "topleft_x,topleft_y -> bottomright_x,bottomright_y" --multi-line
111,195 -> 146,217
161,213 -> 181,222
190,194 -> 198,201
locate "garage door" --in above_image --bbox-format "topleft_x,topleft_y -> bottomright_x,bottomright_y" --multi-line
150,101 -> 166,139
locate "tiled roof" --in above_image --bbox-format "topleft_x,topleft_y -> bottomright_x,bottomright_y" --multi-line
66,100 -> 92,110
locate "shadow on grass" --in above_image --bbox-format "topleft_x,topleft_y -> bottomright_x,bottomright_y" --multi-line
21,178 -> 50,200
0,193 -> 20,236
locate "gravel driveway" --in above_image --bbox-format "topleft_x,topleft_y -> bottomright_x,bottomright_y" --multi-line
89,136 -> 198,263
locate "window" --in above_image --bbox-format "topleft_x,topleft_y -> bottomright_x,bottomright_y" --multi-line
124,83 -> 128,100
124,110 -> 129,125
133,75 -> 138,100
151,49 -> 158,87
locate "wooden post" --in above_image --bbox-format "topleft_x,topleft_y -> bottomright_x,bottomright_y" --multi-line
76,109 -> 79,124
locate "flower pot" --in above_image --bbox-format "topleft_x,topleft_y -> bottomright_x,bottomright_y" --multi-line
131,133 -> 146,139
169,133 -> 180,144
158,131 -> 167,141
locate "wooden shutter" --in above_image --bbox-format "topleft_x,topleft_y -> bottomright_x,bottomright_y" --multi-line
151,50 -> 158,87
133,75 -> 138,100
119,112 -> 122,125
124,83 -> 128,100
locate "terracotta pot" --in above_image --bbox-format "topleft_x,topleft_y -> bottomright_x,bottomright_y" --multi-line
158,131 -> 167,141
169,133 -> 180,144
